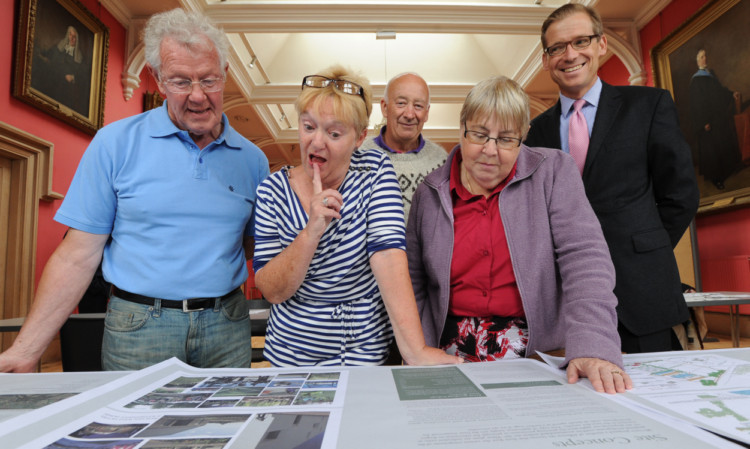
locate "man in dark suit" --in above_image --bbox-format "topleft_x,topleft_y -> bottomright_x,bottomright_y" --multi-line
524,4 -> 699,353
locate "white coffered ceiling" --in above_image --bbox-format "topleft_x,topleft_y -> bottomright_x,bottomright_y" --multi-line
102,0 -> 667,169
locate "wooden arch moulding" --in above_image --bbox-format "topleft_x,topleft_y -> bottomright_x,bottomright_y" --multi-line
0,121 -> 62,334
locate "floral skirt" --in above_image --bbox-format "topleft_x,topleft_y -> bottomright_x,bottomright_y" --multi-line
439,315 -> 528,362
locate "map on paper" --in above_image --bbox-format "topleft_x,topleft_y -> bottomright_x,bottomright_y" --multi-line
618,350 -> 750,445
625,354 -> 735,391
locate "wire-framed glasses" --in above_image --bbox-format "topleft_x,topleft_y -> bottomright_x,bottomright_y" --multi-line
302,75 -> 366,103
463,129 -> 522,149
161,77 -> 225,94
544,34 -> 600,57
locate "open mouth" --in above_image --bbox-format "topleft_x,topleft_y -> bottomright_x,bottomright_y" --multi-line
309,154 -> 327,165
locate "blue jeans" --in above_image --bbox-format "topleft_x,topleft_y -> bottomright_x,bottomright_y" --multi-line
102,289 -> 251,370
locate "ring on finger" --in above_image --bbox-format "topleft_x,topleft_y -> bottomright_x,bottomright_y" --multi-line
611,370 -> 622,375
322,197 -> 329,207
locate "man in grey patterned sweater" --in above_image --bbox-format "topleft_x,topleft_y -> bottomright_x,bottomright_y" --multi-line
360,73 -> 447,221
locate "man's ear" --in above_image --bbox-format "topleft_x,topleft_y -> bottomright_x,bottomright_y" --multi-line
542,53 -> 550,71
380,98 -> 387,115
598,35 -> 608,57
149,65 -> 166,95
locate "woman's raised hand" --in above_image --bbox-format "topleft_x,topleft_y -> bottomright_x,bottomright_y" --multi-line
307,164 -> 343,240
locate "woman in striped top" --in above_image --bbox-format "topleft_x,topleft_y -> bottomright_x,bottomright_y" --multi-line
253,65 -> 462,367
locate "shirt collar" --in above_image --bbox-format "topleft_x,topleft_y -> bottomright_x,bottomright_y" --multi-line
373,126 -> 426,154
560,77 -> 602,117
449,148 -> 516,200
149,102 -> 237,149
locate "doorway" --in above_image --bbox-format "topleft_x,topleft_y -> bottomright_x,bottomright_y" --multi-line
0,122 -> 61,352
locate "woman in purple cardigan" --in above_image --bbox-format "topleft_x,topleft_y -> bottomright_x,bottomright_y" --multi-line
406,76 -> 631,394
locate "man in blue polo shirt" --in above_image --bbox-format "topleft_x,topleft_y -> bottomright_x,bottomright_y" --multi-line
0,8 -> 269,372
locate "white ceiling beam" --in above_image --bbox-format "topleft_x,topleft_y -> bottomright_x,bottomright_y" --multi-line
204,3 -> 556,34
244,83 -> 473,105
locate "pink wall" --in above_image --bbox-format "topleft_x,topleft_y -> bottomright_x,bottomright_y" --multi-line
598,55 -> 629,87
1,0 -> 148,285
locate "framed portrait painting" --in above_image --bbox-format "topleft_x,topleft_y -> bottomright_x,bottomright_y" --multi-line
652,0 -> 750,214
13,0 -> 109,135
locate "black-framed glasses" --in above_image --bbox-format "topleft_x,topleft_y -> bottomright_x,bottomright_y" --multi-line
463,128 -> 521,149
544,34 -> 600,57
302,75 -> 366,103
161,76 -> 225,94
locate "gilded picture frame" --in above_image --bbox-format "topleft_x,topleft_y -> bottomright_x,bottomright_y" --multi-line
13,0 -> 109,135
143,91 -> 164,112
652,0 -> 750,214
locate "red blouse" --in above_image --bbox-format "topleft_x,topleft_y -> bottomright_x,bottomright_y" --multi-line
448,152 -> 524,317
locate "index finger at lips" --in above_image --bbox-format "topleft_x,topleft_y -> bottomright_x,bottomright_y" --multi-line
312,164 -> 323,195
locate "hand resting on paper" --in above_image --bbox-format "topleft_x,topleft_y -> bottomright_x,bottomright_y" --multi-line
567,357 -> 633,394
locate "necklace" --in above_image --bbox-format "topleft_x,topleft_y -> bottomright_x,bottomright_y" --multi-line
461,163 -> 478,196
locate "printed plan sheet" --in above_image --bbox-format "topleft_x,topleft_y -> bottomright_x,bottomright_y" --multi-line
337,358 -> 736,448
614,348 -> 750,446
0,355 -> 744,448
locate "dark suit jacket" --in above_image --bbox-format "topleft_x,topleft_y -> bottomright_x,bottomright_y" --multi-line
525,82 -> 699,336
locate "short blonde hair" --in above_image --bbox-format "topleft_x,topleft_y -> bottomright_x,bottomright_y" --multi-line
460,76 -> 529,139
295,65 -> 372,134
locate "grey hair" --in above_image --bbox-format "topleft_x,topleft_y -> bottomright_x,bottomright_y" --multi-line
143,8 -> 229,77
383,72 -> 431,104
460,76 -> 530,139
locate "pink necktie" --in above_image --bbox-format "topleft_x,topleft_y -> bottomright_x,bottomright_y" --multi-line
568,99 -> 589,175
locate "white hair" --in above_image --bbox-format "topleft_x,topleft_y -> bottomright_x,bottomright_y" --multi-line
143,8 -> 229,77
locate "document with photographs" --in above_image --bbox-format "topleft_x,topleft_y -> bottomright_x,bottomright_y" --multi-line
0,371 -> 127,424
0,358 -> 347,449
1,355 -> 743,448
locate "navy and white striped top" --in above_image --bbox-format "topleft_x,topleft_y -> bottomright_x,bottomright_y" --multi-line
253,149 -> 406,366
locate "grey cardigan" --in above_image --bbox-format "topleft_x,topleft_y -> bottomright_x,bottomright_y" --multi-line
406,145 -> 623,368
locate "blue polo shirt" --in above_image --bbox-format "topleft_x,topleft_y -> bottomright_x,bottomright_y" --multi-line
55,103 -> 270,299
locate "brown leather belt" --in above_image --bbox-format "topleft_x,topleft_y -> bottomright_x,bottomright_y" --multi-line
112,286 -> 241,312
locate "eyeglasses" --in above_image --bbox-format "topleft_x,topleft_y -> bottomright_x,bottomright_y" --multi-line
544,35 -> 600,57
161,77 -> 225,94
463,129 -> 522,149
302,75 -> 366,103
